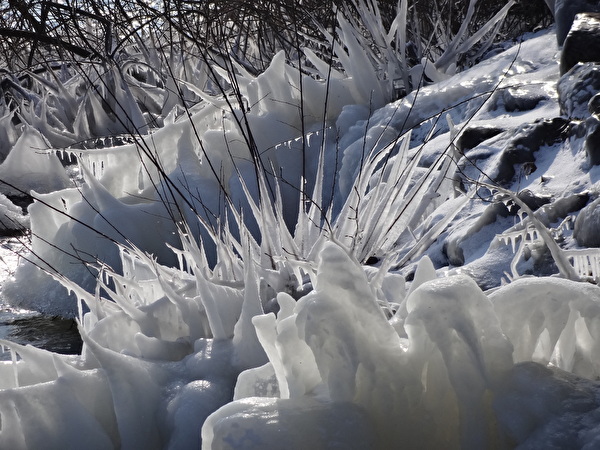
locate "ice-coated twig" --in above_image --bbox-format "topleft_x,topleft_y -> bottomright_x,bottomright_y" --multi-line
485,182 -> 581,281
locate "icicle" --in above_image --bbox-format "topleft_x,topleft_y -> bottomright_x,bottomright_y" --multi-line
77,295 -> 84,325
509,235 -> 517,253
10,348 -> 19,388
572,256 -> 580,277
175,249 -> 184,273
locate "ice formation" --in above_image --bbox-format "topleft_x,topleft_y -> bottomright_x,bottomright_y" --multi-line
2,240 -> 600,449
0,126 -> 71,197
1,23 -> 600,450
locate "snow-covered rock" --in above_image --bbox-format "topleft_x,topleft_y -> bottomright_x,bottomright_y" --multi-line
561,13 -> 600,75
555,0 -> 600,45
574,196 -> 600,246
557,62 -> 600,118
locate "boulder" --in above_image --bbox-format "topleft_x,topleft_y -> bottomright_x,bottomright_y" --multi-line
443,191 -> 552,267
456,125 -> 504,153
502,86 -> 547,112
555,0 -> 600,46
585,93 -> 600,165
585,116 -> 600,164
560,13 -> 600,75
495,118 -> 572,183
544,0 -> 555,17
557,62 -> 600,118
574,197 -> 600,247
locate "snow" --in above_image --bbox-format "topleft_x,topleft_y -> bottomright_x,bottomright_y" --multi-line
2,25 -> 600,449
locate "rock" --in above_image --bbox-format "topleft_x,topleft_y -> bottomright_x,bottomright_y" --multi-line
443,191 -> 552,267
555,0 -> 600,46
456,125 -> 504,153
560,13 -> 600,75
443,237 -> 466,266
517,189 -> 553,211
574,197 -> 600,246
585,115 -> 600,164
539,192 -> 590,223
488,83 -> 550,113
544,0 -> 556,17
558,64 -> 600,164
495,118 -> 572,183
557,63 -> 600,118
502,86 -> 547,112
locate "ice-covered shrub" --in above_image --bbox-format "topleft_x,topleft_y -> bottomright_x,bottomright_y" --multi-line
3,3 -> 600,449
311,0 -> 518,100
7,16 -> 521,314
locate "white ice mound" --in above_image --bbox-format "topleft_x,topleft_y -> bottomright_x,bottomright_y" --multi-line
2,240 -> 600,448
202,397 -> 377,449
206,243 -> 515,449
490,277 -> 600,378
0,126 -> 70,196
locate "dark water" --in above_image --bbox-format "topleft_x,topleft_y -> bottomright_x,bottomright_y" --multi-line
0,308 -> 82,360
0,237 -> 83,361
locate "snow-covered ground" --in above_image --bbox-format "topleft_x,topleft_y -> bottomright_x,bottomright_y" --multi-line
0,25 -> 600,448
